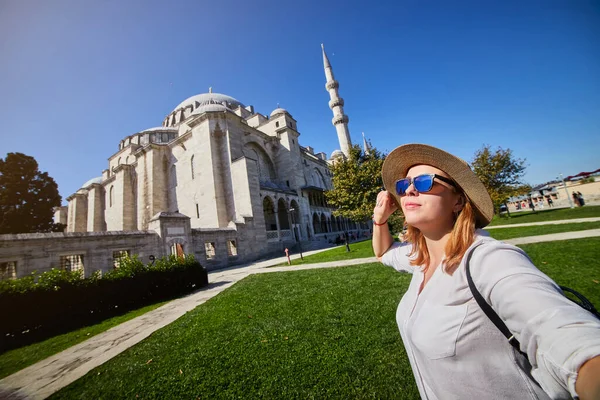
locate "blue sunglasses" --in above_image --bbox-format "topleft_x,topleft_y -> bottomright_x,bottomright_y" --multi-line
395,174 -> 456,195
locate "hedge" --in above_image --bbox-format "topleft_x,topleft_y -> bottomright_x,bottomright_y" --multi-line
0,255 -> 208,353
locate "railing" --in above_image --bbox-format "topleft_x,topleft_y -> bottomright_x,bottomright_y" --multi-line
266,230 -> 295,242
266,231 -> 279,242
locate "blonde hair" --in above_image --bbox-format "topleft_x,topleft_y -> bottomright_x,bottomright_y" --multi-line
405,200 -> 476,274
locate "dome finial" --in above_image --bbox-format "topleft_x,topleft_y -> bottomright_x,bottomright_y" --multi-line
209,87 -> 212,93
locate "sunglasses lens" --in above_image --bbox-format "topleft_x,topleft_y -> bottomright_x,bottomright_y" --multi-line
414,175 -> 434,192
396,179 -> 410,195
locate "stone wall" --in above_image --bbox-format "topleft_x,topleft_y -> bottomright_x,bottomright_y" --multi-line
0,231 -> 161,279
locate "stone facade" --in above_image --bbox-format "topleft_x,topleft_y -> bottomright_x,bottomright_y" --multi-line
0,49 -> 370,279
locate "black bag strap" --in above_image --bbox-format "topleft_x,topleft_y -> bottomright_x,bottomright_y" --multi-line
558,286 -> 600,319
465,242 -> 600,360
465,242 -> 526,356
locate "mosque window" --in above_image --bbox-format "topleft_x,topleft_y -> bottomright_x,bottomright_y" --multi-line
275,121 -> 280,128
0,261 -> 17,281
60,254 -> 84,273
196,203 -> 199,218
109,186 -> 114,207
205,242 -> 216,260
162,133 -> 168,142
112,250 -> 130,268
191,155 -> 195,179
227,240 -> 237,257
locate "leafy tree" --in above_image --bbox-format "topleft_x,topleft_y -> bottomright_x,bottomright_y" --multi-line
0,153 -> 62,234
326,144 -> 403,232
470,145 -> 528,214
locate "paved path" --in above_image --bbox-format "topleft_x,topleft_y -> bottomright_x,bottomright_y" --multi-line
2,228 -> 600,399
486,217 -> 600,230
503,228 -> 600,245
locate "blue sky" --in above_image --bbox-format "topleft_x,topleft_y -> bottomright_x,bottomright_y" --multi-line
1,0 -> 599,203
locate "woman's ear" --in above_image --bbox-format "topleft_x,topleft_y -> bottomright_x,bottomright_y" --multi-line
453,194 -> 466,213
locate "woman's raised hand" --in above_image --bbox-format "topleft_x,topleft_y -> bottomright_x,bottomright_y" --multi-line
373,190 -> 398,224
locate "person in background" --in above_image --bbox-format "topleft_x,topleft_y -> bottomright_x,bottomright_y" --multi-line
573,192 -> 581,207
372,143 -> 600,400
577,192 -> 585,206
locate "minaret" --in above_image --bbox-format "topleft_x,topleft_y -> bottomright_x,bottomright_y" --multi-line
322,44 -> 352,157
362,132 -> 371,156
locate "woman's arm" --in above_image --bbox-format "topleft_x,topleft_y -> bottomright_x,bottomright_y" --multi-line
471,244 -> 600,399
576,355 -> 600,400
372,190 -> 398,259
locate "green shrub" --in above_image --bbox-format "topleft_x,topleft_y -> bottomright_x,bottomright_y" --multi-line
0,254 -> 208,352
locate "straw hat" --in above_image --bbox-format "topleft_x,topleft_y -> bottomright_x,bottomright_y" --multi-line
381,144 -> 494,228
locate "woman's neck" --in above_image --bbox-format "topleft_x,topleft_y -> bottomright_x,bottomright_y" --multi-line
423,229 -> 453,265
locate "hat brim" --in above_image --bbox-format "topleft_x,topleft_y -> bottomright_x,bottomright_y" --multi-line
381,144 -> 494,228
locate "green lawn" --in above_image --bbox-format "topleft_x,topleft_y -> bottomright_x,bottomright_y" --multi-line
519,238 -> 600,307
52,238 -> 600,399
487,221 -> 600,240
0,300 -> 169,379
489,205 -> 600,226
281,239 -> 375,266
285,219 -> 600,264
52,264 -> 417,399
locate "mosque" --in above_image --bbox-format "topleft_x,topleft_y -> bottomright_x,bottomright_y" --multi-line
0,46 -> 369,279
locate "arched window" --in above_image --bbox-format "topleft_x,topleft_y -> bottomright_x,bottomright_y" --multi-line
109,186 -> 114,207
321,214 -> 327,233
313,213 -> 321,234
314,168 -> 326,189
263,197 -> 277,231
191,155 -> 195,180
277,198 -> 289,230
243,143 -> 276,182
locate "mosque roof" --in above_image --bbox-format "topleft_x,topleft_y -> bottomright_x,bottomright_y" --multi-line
172,92 -> 244,113
191,103 -> 229,116
331,149 -> 344,159
81,176 -> 103,188
139,126 -> 178,133
270,108 -> 288,117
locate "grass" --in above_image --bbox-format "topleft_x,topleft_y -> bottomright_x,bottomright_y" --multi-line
0,299 -> 170,379
487,221 -> 600,240
285,218 -> 600,264
51,237 -> 600,399
518,238 -> 600,307
52,264 -> 418,399
280,239 -> 376,266
489,205 -> 600,226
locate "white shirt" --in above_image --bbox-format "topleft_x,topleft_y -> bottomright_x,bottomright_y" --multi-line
381,232 -> 600,400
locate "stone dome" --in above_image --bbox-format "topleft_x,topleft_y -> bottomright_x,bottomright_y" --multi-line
331,149 -> 345,159
81,176 -> 103,188
139,126 -> 178,133
191,103 -> 229,116
270,107 -> 288,117
172,92 -> 244,113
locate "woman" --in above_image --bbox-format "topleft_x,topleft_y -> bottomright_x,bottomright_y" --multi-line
372,144 -> 600,400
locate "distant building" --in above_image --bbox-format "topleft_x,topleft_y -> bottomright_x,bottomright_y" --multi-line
506,176 -> 599,211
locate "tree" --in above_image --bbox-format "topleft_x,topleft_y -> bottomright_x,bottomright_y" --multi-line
470,145 -> 528,214
0,153 -> 63,234
326,144 -> 403,232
